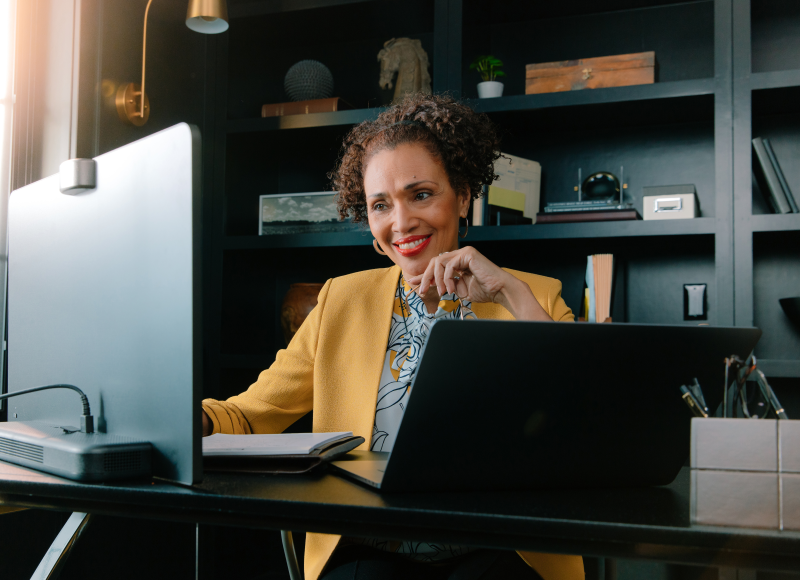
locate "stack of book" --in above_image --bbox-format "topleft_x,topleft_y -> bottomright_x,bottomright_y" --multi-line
581,254 -> 614,323
752,137 -> 799,214
537,199 -> 639,224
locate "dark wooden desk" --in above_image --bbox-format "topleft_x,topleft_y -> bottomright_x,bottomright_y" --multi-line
1,462 -> 798,574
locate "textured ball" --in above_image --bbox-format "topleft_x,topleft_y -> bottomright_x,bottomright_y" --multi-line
284,60 -> 334,101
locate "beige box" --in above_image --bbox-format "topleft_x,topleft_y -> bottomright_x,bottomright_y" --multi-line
643,193 -> 699,220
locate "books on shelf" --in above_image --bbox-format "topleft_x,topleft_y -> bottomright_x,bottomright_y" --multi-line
752,137 -> 798,214
536,208 -> 641,224
583,254 -> 614,323
261,97 -> 350,118
544,201 -> 633,213
475,153 -> 541,225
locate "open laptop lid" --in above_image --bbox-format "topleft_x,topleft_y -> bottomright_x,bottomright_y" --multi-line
379,321 -> 761,492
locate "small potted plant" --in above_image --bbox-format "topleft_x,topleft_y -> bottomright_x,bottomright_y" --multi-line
470,55 -> 506,98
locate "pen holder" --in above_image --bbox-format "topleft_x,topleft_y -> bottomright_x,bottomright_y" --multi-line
691,418 -> 800,530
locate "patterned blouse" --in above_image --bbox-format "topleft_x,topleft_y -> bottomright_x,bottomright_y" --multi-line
352,275 -> 477,561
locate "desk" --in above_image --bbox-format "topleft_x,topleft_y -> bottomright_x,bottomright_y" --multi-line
1,462 -> 799,575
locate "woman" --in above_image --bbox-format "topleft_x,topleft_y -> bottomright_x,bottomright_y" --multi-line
202,94 -> 581,580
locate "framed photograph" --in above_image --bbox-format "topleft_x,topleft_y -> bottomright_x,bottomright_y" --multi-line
259,192 -> 359,235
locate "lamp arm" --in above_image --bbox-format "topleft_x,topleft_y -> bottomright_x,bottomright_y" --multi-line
141,0 -> 154,118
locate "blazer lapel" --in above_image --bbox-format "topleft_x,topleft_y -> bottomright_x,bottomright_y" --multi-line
328,265 -> 401,446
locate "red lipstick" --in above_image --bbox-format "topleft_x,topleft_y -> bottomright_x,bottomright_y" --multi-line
393,234 -> 432,257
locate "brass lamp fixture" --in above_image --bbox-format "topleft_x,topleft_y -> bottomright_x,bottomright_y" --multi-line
116,0 -> 229,126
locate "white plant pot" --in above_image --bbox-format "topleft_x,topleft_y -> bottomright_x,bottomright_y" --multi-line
477,81 -> 504,98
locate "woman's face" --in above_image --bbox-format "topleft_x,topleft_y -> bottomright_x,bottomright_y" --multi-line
364,142 -> 470,278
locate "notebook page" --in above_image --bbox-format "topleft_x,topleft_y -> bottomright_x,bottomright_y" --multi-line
203,432 -> 353,456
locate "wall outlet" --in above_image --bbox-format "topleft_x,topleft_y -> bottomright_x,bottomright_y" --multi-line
684,284 -> 707,320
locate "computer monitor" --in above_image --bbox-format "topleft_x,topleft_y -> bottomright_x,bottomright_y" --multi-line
6,123 -> 202,484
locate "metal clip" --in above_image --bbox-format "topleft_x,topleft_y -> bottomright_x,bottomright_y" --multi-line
654,197 -> 683,212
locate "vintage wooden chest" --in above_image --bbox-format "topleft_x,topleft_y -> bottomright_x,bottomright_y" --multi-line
525,51 -> 656,95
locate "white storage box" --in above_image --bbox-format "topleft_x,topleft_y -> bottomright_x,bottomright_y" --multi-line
643,185 -> 699,220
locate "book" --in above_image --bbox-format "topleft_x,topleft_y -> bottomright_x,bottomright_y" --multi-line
584,254 -> 614,323
763,139 -> 798,213
202,432 -> 365,474
593,254 -> 614,323
261,97 -> 350,118
535,209 -> 641,224
544,203 -> 633,213
585,256 -> 595,324
752,137 -> 792,214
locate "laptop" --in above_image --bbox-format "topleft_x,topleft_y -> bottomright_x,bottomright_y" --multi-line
331,320 -> 761,492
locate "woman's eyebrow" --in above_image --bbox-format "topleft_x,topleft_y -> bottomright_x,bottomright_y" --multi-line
367,192 -> 386,199
404,180 -> 436,190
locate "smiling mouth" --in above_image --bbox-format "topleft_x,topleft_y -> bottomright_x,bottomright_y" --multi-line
393,234 -> 432,256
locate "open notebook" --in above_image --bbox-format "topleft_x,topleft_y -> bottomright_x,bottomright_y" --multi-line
202,432 -> 364,474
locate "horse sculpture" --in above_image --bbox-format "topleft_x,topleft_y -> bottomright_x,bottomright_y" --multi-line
378,38 -> 431,103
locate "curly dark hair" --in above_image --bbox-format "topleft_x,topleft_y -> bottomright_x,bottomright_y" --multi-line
330,93 -> 501,223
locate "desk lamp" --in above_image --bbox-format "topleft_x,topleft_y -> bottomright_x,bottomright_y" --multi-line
116,0 -> 229,126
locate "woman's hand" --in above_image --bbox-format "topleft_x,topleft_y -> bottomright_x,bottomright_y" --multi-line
405,246 -> 553,321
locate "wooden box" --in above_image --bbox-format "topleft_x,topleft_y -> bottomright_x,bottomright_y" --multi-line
525,52 -> 656,95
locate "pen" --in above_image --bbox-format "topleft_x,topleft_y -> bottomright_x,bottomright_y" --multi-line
680,385 -> 708,418
754,369 -> 789,420
688,378 -> 708,416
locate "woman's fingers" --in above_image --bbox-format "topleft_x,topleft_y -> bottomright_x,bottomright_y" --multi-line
443,259 -> 460,295
414,258 -> 437,295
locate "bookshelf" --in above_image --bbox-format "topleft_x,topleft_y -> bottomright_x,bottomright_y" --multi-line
731,0 -> 800,383
204,0 -> 800,406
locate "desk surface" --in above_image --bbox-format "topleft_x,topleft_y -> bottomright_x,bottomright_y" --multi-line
0,462 -> 798,572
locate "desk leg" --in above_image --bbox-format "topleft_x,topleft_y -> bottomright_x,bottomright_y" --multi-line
30,512 -> 91,580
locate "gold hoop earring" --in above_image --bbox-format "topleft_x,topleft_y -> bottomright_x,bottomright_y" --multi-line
459,217 -> 469,239
373,239 -> 387,255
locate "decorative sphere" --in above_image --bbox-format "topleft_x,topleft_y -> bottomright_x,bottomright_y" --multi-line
284,60 -> 334,101
582,171 -> 620,199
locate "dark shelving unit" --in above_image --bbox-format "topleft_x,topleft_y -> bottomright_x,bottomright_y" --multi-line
203,0 -> 800,404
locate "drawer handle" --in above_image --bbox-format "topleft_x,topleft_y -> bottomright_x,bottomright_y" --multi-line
654,197 -> 683,212
582,68 -> 592,80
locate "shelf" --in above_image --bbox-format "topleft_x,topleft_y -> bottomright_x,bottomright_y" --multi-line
227,108 -> 383,134
757,359 -> 800,379
750,213 -> 800,233
222,218 -> 716,250
750,69 -> 800,91
469,79 -> 715,115
225,79 -> 715,134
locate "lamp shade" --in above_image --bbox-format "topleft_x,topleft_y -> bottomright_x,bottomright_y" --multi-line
186,0 -> 229,34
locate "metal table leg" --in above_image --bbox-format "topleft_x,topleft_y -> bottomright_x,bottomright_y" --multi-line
30,512 -> 91,580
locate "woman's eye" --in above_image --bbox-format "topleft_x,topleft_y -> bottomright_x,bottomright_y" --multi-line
415,191 -> 431,201
372,203 -> 387,211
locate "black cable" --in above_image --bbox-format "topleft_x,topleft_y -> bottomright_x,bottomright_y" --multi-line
0,384 -> 94,433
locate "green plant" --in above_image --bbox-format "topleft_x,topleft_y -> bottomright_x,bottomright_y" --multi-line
470,55 -> 506,82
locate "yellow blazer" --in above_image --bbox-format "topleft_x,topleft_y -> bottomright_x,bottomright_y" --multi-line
203,265 -> 582,580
